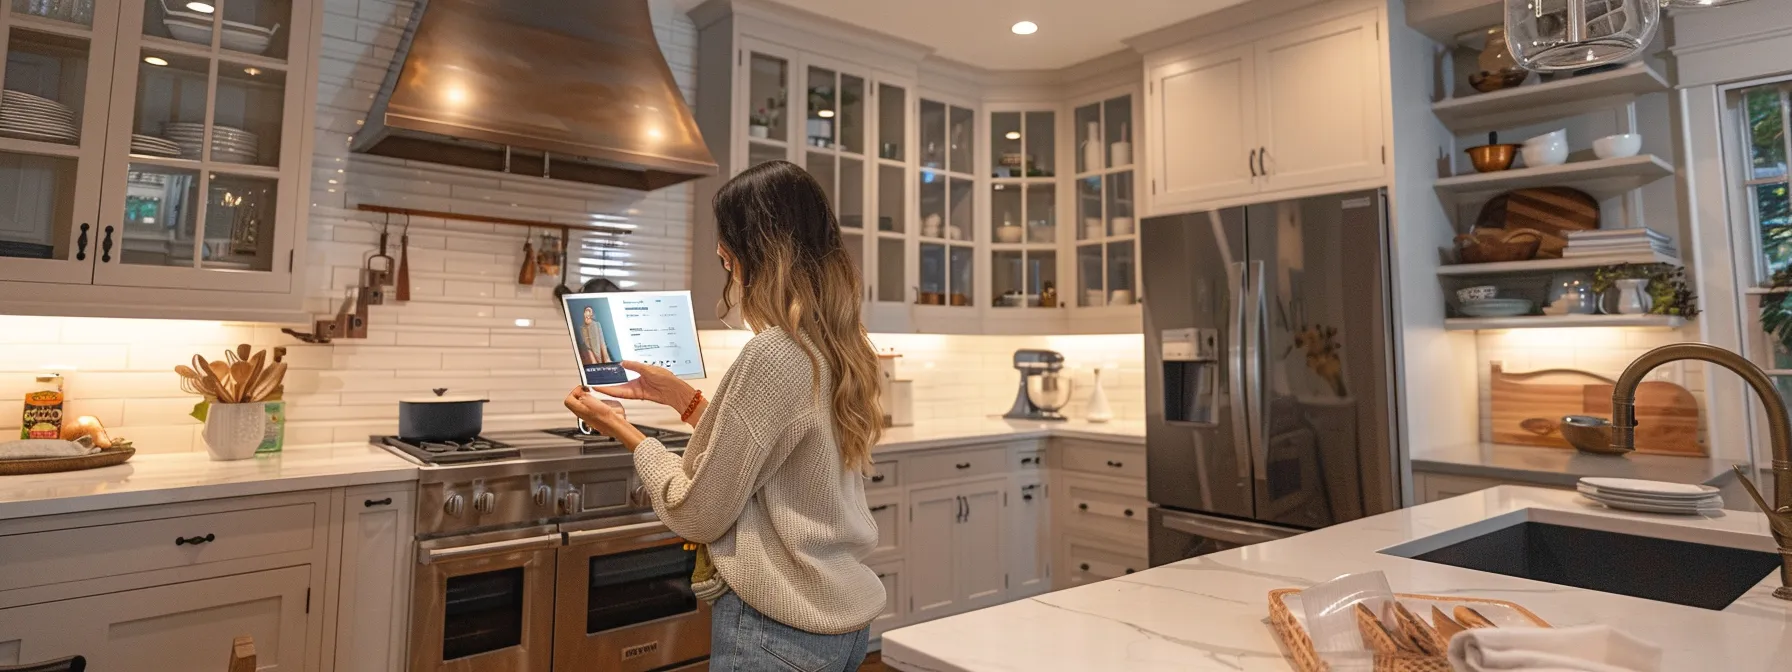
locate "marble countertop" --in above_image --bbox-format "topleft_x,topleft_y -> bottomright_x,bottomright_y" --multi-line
0,444 -> 417,521
1413,442 -> 1744,486
627,410 -> 1145,454
881,486 -> 1792,672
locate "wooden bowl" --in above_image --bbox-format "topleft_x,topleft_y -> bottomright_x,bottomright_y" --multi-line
1455,228 -> 1542,264
1560,415 -> 1631,455
1470,69 -> 1528,93
917,292 -> 944,306
1465,144 -> 1520,173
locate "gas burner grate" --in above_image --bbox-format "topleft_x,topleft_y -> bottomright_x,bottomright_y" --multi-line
377,435 -> 521,464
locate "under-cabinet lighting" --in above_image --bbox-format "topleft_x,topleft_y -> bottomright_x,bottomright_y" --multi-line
186,2 -> 215,13
514,318 -> 533,327
1005,131 -> 1021,140
143,56 -> 169,66
1011,21 -> 1037,35
818,109 -> 835,118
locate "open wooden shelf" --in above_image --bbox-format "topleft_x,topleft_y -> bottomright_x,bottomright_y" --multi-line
1444,313 -> 1686,331
1434,64 -> 1669,134
1434,155 -> 1673,202
1436,250 -> 1681,276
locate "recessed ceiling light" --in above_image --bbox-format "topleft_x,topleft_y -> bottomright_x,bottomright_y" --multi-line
143,56 -> 169,66
185,1 -> 215,13
817,109 -> 835,118
1005,131 -> 1021,140
1011,21 -> 1038,35
243,67 -> 261,76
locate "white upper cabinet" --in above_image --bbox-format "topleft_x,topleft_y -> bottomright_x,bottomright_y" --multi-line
1149,44 -> 1258,209
1145,9 -> 1385,216
1254,12 -> 1383,193
0,0 -> 318,321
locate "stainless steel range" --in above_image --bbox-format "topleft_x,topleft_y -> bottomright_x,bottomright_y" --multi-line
378,424 -> 710,672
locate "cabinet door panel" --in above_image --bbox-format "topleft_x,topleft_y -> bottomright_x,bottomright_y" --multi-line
1149,44 -> 1257,212
1006,478 -> 1048,596
335,486 -> 414,672
867,494 -> 902,559
0,565 -> 311,671
906,484 -> 959,618
1256,13 -> 1383,192
955,482 -> 1006,611
869,561 -> 904,636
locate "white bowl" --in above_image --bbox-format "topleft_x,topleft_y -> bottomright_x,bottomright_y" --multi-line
1593,133 -> 1642,159
1111,217 -> 1134,236
1457,285 -> 1498,302
1522,139 -> 1568,167
996,226 -> 1022,243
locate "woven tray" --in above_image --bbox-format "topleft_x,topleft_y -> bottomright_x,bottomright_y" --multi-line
1268,588 -> 1552,672
0,445 -> 135,476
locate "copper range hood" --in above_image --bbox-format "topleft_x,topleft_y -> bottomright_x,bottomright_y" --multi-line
352,0 -> 716,190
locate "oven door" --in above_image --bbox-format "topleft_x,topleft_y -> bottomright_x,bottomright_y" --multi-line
555,516 -> 711,672
412,526 -> 561,672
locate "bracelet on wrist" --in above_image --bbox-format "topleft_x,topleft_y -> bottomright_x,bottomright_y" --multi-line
680,390 -> 704,424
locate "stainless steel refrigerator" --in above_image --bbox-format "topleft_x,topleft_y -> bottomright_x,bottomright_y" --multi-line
1143,188 -> 1401,567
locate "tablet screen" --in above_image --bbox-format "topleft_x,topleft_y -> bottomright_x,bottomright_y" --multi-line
561,290 -> 707,385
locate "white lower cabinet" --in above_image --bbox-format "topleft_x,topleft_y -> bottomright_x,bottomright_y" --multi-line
0,565 -> 312,670
869,560 -> 906,637
1006,475 -> 1050,597
331,484 -> 416,672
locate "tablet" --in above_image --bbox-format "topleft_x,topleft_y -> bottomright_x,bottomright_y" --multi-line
561,290 -> 707,386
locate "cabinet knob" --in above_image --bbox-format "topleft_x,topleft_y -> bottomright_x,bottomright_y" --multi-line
1125,568 -> 1136,574
534,484 -> 554,508
443,494 -> 466,517
955,462 -> 971,469
174,533 -> 215,546
473,491 -> 497,514
1079,563 -> 1090,571
1124,508 -> 1134,517
1106,460 -> 1124,468
1078,503 -> 1088,511
871,474 -> 885,483
1020,457 -> 1034,465
1022,494 -> 1033,501
363,497 -> 392,508
870,504 -> 890,512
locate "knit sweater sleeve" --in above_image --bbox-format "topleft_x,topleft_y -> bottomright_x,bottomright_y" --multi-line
633,333 -> 815,543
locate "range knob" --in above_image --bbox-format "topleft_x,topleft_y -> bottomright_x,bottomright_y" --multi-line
473,491 -> 497,515
443,494 -> 466,517
533,484 -> 554,509
561,490 -> 582,515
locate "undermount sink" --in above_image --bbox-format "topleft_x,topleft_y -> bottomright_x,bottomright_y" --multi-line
1384,518 -> 1781,611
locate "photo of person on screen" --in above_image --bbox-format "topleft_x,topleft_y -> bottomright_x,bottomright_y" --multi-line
578,305 -> 613,365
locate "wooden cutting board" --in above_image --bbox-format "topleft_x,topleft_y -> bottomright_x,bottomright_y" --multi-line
1475,188 -> 1599,259
1489,363 -> 1702,455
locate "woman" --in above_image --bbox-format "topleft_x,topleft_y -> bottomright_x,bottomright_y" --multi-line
579,305 -> 613,365
564,160 -> 885,672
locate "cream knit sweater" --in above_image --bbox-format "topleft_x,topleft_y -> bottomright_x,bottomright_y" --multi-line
633,327 -> 885,635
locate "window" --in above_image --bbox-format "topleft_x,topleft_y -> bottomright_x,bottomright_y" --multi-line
1731,80 -> 1792,408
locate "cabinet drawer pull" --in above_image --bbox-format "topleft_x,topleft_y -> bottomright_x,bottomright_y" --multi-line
175,533 -> 216,546
955,462 -> 971,469
365,497 -> 393,508
871,474 -> 885,483
1080,563 -> 1090,571
1124,508 -> 1134,517
1106,460 -> 1124,468
1248,148 -> 1258,177
76,223 -> 90,261
100,225 -> 115,263
1078,503 -> 1088,511
1125,568 -> 1136,574
869,504 -> 890,512
1020,457 -> 1035,465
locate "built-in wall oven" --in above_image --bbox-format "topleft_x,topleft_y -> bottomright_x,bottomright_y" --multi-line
556,514 -> 711,672
411,526 -> 560,670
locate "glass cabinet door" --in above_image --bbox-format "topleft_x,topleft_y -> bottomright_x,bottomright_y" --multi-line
92,0 -> 304,292
917,96 -> 973,307
1072,93 -> 1138,307
873,80 -> 906,304
990,108 -> 1057,310
742,46 -> 792,170
802,62 -> 870,299
0,1 -> 116,284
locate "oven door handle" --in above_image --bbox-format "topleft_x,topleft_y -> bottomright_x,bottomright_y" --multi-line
564,520 -> 674,544
418,533 -> 562,565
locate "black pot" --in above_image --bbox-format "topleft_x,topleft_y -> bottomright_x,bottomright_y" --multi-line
399,388 -> 488,442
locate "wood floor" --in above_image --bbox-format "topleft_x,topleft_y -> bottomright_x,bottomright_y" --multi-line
860,651 -> 893,672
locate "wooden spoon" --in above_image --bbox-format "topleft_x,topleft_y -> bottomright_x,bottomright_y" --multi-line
195,355 -> 229,402
237,343 -> 252,362
248,362 -> 286,403
228,361 -> 254,403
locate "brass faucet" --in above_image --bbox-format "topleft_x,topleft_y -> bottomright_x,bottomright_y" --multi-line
1611,342 -> 1792,600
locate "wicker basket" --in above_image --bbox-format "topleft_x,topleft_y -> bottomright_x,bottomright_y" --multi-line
1268,588 -> 1552,672
0,445 -> 135,476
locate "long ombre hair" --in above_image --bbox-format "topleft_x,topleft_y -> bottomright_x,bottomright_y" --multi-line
713,161 -> 882,472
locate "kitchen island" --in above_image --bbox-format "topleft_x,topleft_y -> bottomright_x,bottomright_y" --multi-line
881,486 -> 1792,671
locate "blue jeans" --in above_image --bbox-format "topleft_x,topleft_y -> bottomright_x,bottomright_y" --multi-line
710,592 -> 869,672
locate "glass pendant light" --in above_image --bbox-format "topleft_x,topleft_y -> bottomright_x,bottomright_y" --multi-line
1506,0 -> 1661,71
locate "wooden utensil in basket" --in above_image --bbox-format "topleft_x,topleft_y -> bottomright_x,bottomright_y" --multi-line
1268,588 -> 1552,672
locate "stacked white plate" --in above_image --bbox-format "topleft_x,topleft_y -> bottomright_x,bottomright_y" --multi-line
1577,477 -> 1723,515
130,133 -> 182,158
162,4 -> 279,55
163,122 -> 260,164
0,90 -> 79,144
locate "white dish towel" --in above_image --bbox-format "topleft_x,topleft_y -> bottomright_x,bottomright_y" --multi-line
0,438 -> 98,460
1448,624 -> 1661,672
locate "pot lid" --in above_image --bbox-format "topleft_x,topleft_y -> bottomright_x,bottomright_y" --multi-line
401,388 -> 489,404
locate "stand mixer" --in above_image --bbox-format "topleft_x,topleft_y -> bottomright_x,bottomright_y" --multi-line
1005,349 -> 1072,421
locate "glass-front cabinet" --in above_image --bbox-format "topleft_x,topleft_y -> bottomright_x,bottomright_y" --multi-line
989,106 -> 1058,312
916,96 -> 973,308
1072,92 -> 1139,309
0,0 -> 313,301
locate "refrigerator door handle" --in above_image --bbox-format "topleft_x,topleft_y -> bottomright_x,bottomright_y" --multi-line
1157,508 -> 1298,546
1245,260 -> 1267,482
1226,261 -> 1251,481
